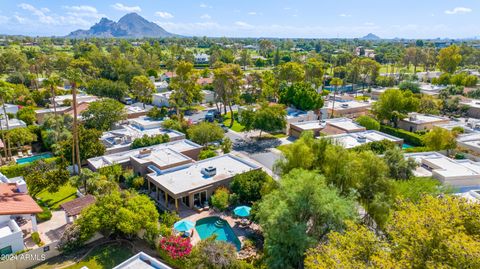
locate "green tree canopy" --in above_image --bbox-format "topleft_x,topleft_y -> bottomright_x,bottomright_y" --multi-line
279,82 -> 324,111
187,121 -> 224,146
257,169 -> 357,269
81,98 -> 126,131
372,89 -> 419,127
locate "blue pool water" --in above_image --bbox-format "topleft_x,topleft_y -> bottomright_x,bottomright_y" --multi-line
16,153 -> 53,164
402,143 -> 414,149
195,216 -> 241,251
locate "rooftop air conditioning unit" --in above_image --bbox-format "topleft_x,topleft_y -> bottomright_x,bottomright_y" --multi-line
409,114 -> 418,121
357,135 -> 367,143
139,149 -> 152,156
16,179 -> 27,193
341,103 -> 349,108
201,166 -> 217,177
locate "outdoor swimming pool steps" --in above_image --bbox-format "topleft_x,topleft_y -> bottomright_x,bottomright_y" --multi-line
214,219 -> 224,228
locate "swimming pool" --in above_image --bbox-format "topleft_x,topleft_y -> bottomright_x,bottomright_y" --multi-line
195,216 -> 241,251
402,143 -> 414,149
16,153 -> 53,164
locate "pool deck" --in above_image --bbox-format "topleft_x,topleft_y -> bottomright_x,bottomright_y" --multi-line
179,209 -> 260,247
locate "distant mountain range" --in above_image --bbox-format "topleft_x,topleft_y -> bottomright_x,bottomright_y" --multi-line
67,13 -> 175,38
361,33 -> 381,40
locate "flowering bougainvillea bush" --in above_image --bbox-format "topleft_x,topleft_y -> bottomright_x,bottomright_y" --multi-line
159,235 -> 192,259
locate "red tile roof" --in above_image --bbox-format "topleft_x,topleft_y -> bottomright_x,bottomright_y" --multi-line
0,184 -> 43,215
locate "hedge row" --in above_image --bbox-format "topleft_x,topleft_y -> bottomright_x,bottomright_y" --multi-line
0,157 -> 58,178
380,125 -> 424,146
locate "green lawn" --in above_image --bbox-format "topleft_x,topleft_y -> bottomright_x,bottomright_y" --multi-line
223,112 -> 245,132
65,244 -> 134,269
36,184 -> 77,210
277,144 -> 291,153
35,243 -> 134,269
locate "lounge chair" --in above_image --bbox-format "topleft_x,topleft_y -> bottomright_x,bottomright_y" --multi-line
27,149 -> 32,156
18,152 -> 24,158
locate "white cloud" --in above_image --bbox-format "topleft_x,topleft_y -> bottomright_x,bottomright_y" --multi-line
200,14 -> 211,20
339,13 -> 351,17
248,12 -> 257,15
111,3 -> 141,13
64,5 -> 98,13
445,7 -> 472,15
200,3 -> 212,8
63,5 -> 104,19
235,21 -> 253,28
18,3 -> 55,24
364,22 -> 375,26
155,11 -> 173,19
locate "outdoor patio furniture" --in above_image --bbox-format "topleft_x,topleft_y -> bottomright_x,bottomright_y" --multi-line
18,151 -> 24,158
27,149 -> 32,156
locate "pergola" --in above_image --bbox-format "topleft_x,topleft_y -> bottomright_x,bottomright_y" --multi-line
60,195 -> 96,224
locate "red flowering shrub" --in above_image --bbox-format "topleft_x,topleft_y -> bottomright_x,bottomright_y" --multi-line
159,235 -> 192,259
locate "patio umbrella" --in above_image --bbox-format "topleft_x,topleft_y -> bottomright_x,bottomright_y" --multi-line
234,206 -> 251,217
173,220 -> 195,232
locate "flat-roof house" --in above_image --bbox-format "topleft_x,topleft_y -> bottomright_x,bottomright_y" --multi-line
398,113 -> 450,132
460,99 -> 480,119
146,154 -> 260,211
288,118 -> 366,138
0,104 -> 19,116
325,130 -> 403,149
324,100 -> 373,118
0,118 -> 27,130
420,83 -> 446,96
194,53 -> 210,64
457,133 -> 480,154
154,81 -> 169,92
406,152 -> 480,189
114,252 -> 172,269
153,92 -> 172,107
124,103 -> 153,119
53,93 -> 97,107
87,139 -> 202,176
0,182 -> 43,255
101,119 -> 185,154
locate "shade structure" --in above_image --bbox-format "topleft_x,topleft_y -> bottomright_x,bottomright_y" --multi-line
173,220 -> 195,232
234,206 -> 251,217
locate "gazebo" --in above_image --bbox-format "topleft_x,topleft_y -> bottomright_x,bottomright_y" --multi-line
60,195 -> 96,224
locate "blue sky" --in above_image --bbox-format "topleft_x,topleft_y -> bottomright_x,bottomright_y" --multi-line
0,1 -> 479,38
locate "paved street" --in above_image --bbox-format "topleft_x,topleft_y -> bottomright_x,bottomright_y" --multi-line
226,130 -> 283,175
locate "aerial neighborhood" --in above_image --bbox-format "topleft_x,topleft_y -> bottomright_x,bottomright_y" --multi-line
1,2 -> 480,269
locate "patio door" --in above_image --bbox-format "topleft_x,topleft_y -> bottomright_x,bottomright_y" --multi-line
193,191 -> 207,207
181,196 -> 190,207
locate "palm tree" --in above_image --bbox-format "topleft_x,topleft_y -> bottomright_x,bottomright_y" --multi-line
0,86 -> 13,160
42,74 -> 62,114
329,77 -> 343,119
64,67 -> 83,178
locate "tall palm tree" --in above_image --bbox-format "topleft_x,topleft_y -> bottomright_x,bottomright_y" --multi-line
42,74 -> 62,114
64,67 -> 83,178
0,86 -> 13,160
329,78 -> 343,119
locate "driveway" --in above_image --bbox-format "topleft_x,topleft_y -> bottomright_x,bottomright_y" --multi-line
226,130 -> 283,175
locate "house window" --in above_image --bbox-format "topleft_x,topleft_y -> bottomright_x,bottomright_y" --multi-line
193,191 -> 207,207
0,246 -> 12,255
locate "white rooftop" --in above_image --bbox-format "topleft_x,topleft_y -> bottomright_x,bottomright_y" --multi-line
0,119 -> 26,130
113,252 -> 172,269
290,118 -> 364,132
324,100 -> 373,110
128,116 -> 163,130
88,139 -> 200,170
148,154 -> 260,196
419,83 -> 446,95
402,113 -> 449,124
406,152 -> 480,187
460,99 -> 480,109
54,94 -> 97,105
326,130 -> 402,148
